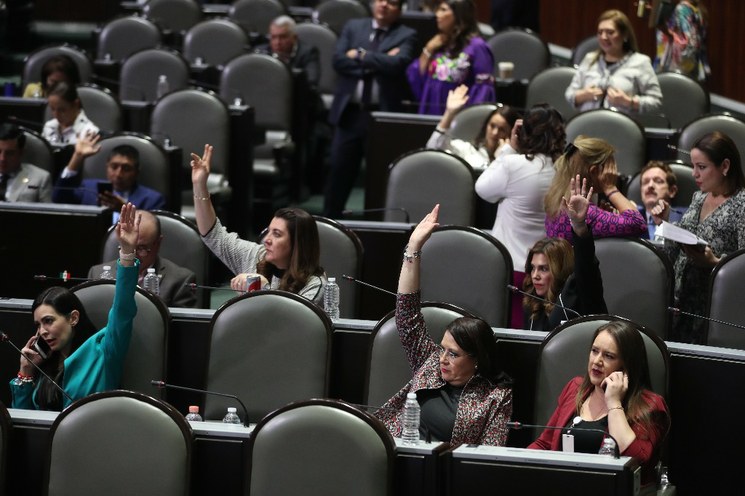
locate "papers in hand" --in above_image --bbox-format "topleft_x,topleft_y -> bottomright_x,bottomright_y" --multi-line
655,221 -> 708,247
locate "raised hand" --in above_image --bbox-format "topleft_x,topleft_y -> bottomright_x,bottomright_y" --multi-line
650,199 -> 670,224
445,85 -> 469,115
74,131 -> 101,158
190,144 -> 213,190
116,202 -> 140,255
563,174 -> 593,235
408,204 -> 440,252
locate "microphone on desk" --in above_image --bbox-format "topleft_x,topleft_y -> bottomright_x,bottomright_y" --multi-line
34,272 -> 90,283
6,115 -> 46,129
341,207 -> 411,223
667,306 -> 745,330
183,282 -> 247,293
665,143 -> 691,156
506,285 -> 582,319
151,380 -> 250,427
1,332 -> 74,403
341,274 -> 397,297
507,420 -> 620,458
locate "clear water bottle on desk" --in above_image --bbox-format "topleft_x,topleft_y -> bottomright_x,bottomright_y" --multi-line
402,392 -> 421,445
222,406 -> 241,424
598,437 -> 616,456
99,265 -> 113,280
156,74 -> 169,98
185,405 -> 203,422
324,277 -> 340,321
143,267 -> 160,296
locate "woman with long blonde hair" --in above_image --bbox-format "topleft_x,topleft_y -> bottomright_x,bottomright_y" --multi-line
544,136 -> 645,241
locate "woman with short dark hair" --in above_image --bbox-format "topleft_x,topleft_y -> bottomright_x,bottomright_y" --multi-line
375,204 -> 513,445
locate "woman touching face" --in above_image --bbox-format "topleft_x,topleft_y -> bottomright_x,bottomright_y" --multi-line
33,304 -> 79,357
587,330 -> 625,388
435,2 -> 456,34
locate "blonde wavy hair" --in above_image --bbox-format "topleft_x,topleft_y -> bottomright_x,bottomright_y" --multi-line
544,136 -> 616,219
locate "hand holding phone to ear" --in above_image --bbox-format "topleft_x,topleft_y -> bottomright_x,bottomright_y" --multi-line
19,335 -> 46,376
602,370 -> 628,407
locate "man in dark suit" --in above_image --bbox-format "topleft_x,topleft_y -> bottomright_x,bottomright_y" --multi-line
639,161 -> 686,239
254,15 -> 321,89
322,0 -> 417,218
53,133 -> 165,218
0,123 -> 52,203
88,210 -> 197,308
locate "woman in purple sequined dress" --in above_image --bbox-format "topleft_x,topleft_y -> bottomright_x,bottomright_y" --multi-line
407,0 -> 495,115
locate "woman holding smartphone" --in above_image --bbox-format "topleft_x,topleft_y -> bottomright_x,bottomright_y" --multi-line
528,321 -> 670,487
10,203 -> 140,411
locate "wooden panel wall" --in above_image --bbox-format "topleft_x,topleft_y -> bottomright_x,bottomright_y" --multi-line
538,0 -> 745,103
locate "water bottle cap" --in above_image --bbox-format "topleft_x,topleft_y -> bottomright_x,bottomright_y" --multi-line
406,392 -> 417,400
227,407 -> 237,413
158,74 -> 167,81
188,406 -> 199,413
103,265 -> 111,270
147,267 -> 156,273
328,277 -> 336,282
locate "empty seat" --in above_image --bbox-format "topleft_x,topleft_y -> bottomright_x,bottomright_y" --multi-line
119,48 -> 190,102
487,28 -> 550,81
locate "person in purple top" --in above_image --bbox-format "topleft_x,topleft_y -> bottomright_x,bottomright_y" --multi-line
544,136 -> 645,242
407,0 -> 495,115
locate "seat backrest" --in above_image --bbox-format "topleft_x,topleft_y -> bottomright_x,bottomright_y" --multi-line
204,291 -> 332,421
53,84 -> 122,134
313,0 -> 370,35
594,238 -> 673,340
313,215 -> 363,319
677,113 -> 745,178
657,72 -> 709,130
487,28 -> 550,81
46,391 -> 191,496
0,401 -> 9,496
228,0 -> 287,36
97,16 -> 162,61
150,88 -> 230,173
247,399 -> 394,496
525,66 -> 578,121
295,22 -> 338,96
707,248 -> 745,348
71,280 -> 171,395
385,149 -> 475,226
78,133 -> 175,211
364,303 -> 473,407
448,103 -> 498,142
571,35 -> 599,67
420,225 -> 512,327
119,48 -> 190,102
533,315 -> 669,427
143,0 -> 202,33
183,19 -> 248,67
22,44 -> 93,88
219,53 -> 293,131
625,160 -> 696,209
20,127 -> 54,174
565,109 -> 647,177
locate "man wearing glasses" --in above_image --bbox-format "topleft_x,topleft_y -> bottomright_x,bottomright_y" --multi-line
52,133 -> 166,218
323,0 -> 418,218
88,210 -> 197,308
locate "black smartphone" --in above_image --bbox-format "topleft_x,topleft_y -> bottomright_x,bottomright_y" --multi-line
97,181 -> 113,195
34,336 -> 51,360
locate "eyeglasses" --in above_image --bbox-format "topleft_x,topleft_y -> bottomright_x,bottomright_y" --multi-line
437,345 -> 463,360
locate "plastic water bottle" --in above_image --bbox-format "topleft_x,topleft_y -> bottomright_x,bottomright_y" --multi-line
324,277 -> 340,321
598,437 -> 616,456
185,405 -> 203,422
99,265 -> 113,280
222,406 -> 241,424
156,74 -> 169,98
143,267 -> 160,296
402,392 -> 421,445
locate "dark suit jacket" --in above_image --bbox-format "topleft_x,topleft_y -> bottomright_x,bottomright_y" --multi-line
88,256 -> 197,308
254,40 -> 321,88
53,176 -> 166,211
328,18 -> 417,125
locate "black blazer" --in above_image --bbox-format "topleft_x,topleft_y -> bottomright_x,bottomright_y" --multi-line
328,17 -> 417,125
254,40 -> 321,88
